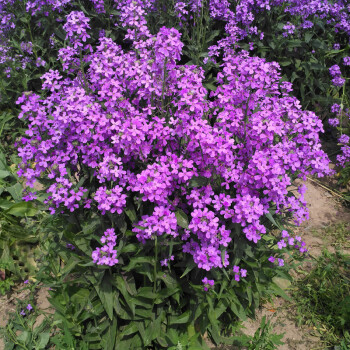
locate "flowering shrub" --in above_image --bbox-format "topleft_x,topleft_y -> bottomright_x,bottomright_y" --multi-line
1,0 -> 347,347
17,20 -> 331,271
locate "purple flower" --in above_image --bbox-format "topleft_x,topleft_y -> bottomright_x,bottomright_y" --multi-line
240,269 -> 247,278
202,277 -> 214,291
16,17 -> 332,274
35,57 -> 46,67
331,104 -> 341,114
343,57 -> 350,66
63,11 -> 91,49
332,77 -> 345,87
277,240 -> 287,249
20,42 -> 33,55
232,265 -> 240,274
281,230 -> 289,238
92,228 -> 118,266
232,265 -> 247,281
329,118 -> 340,127
66,243 -> 75,250
160,259 -> 168,266
26,304 -> 33,311
283,22 -> 296,37
329,65 -> 341,77
339,134 -> 350,144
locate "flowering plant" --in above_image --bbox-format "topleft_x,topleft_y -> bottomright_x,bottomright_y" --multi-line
12,2 -> 332,346
0,0 -> 343,347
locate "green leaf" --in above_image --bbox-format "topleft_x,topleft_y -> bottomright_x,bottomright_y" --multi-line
100,273 -> 115,320
204,83 -> 217,92
115,275 -> 136,316
123,256 -> 154,272
265,211 -> 280,228
0,199 -> 13,210
225,294 -> 247,320
175,210 -> 189,229
189,176 -> 208,188
155,287 -> 179,303
6,183 -> 23,202
149,311 -> 164,340
119,243 -> 138,254
0,170 -> 10,179
136,287 -> 157,299
205,29 -> 220,44
121,322 -> 138,337
37,332 -> 50,349
103,316 -> 117,350
279,61 -> 291,67
5,202 -> 38,217
180,261 -> 196,278
17,331 -> 30,343
125,204 -> 137,223
169,310 -> 191,325
88,272 -> 115,320
305,32 -> 313,43
270,282 -> 292,301
70,288 -> 90,305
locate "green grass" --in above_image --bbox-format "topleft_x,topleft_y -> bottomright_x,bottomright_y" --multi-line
291,249 -> 350,349
312,222 -> 350,249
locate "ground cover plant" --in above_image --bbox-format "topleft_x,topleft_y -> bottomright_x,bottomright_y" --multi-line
292,249 -> 350,349
0,0 -> 349,349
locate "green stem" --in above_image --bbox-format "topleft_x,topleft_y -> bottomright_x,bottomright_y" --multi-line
153,236 -> 158,292
340,82 -> 346,135
27,22 -> 38,60
79,49 -> 91,93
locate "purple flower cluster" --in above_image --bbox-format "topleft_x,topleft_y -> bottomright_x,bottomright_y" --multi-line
268,256 -> 284,267
278,230 -> 307,254
92,228 -> 118,266
94,186 -> 127,215
337,145 -> 350,166
16,1 -> 332,274
160,255 -> 174,266
331,103 -> 341,114
133,206 -> 178,243
329,64 -> 345,87
232,265 -> 247,282
63,11 -> 91,49
283,22 -> 296,37
329,118 -> 340,127
202,277 -> 215,291
339,134 -> 350,145
20,303 -> 33,317
20,42 -> 33,55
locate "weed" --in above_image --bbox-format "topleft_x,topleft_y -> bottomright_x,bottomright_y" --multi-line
312,222 -> 350,249
292,249 -> 350,348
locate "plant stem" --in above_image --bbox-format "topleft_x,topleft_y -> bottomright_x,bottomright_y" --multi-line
153,236 -> 158,292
